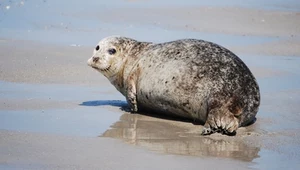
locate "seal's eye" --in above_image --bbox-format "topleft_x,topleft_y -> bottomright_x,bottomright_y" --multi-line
95,45 -> 100,51
108,48 -> 116,55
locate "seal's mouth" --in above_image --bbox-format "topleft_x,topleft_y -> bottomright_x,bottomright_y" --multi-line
91,65 -> 98,69
91,65 -> 111,72
100,65 -> 111,72
88,57 -> 111,72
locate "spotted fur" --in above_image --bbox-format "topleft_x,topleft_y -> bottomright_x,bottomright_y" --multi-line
87,36 -> 260,135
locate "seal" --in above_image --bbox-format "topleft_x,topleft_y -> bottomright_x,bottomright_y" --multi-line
87,36 -> 260,135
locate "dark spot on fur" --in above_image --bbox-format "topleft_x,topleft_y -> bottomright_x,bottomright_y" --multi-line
165,81 -> 168,84
146,95 -> 149,99
182,100 -> 189,107
172,76 -> 175,80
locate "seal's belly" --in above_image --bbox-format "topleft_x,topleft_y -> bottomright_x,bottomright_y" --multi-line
136,60 -> 209,122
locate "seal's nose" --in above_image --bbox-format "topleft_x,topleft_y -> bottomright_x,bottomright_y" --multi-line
93,57 -> 99,62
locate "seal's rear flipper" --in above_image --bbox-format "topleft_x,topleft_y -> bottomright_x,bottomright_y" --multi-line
201,97 -> 242,135
201,109 -> 239,135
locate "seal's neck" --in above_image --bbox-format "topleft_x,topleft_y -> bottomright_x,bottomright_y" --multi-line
109,41 -> 152,96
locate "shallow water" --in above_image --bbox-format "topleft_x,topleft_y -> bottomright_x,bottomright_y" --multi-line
102,113 -> 261,162
0,81 -> 126,137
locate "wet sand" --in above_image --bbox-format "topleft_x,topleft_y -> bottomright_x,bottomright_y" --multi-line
1,130 -> 252,170
1,0 -> 300,169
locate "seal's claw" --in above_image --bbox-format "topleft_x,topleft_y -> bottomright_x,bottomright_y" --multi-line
203,108 -> 239,136
201,127 -> 212,135
127,96 -> 138,113
130,103 -> 138,113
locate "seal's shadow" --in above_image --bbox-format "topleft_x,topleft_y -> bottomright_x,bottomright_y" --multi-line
80,100 -> 203,125
80,100 -> 127,107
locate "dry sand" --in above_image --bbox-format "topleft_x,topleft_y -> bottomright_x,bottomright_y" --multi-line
1,0 -> 300,169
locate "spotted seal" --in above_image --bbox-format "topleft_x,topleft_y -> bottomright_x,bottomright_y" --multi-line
87,36 -> 260,135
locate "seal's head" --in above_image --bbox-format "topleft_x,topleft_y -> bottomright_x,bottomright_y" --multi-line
87,36 -> 133,78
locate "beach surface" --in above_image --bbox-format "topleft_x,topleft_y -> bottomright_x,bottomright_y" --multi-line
0,0 -> 300,169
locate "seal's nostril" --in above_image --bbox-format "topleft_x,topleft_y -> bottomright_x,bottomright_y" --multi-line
93,57 -> 99,62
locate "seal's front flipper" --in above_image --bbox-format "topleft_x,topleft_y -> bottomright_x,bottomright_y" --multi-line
126,73 -> 138,113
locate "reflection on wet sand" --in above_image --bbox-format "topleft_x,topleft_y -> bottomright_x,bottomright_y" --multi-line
102,113 -> 260,161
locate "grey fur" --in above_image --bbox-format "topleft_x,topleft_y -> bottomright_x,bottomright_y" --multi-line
87,36 -> 260,135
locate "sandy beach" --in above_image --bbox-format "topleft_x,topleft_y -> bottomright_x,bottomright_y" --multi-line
1,0 -> 300,169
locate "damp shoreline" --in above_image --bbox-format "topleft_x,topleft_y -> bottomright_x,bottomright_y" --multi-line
1,0 -> 300,169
